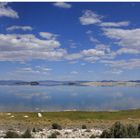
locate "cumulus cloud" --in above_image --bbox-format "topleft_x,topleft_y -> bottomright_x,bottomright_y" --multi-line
0,32 -> 114,63
65,43 -> 114,63
81,49 -> 105,56
100,21 -> 130,27
0,2 -> 19,18
65,53 -> 82,60
70,71 -> 78,74
6,25 -> 33,31
16,66 -> 52,74
104,69 -> 123,75
102,27 -> 140,56
80,10 -> 130,27
39,32 -> 58,40
101,59 -> 140,70
79,10 -> 102,25
89,36 -> 100,44
53,2 -> 72,8
16,67 -> 40,74
95,44 -> 111,53
103,28 -> 140,49
116,48 -> 140,55
0,33 -> 67,61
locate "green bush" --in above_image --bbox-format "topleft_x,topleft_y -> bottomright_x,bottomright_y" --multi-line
137,124 -> 140,137
85,129 -> 91,132
4,131 -> 20,138
82,125 -> 87,129
110,122 -> 127,138
100,130 -> 111,138
127,124 -> 137,138
100,122 -> 140,138
32,127 -> 36,132
21,129 -> 32,138
54,131 -> 61,135
90,134 -> 96,138
48,133 -> 57,138
52,123 -> 62,130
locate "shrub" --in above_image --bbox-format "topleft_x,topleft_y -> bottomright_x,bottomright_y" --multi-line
90,134 -> 96,138
32,127 -> 36,132
48,133 -> 57,138
137,124 -> 140,137
72,128 -> 77,131
110,122 -> 127,138
52,123 -> 62,130
21,129 -> 32,138
85,129 -> 91,132
82,125 -> 87,129
127,124 -> 137,138
54,131 -> 61,135
100,130 -> 111,138
100,122 -> 140,138
4,131 -> 20,138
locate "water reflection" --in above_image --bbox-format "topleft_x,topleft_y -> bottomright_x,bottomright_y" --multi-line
0,85 -> 140,112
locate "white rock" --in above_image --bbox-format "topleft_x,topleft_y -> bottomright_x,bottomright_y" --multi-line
38,113 -> 42,118
7,113 -> 11,115
24,115 -> 29,118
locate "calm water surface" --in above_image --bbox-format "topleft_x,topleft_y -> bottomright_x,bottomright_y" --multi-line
0,85 -> 140,112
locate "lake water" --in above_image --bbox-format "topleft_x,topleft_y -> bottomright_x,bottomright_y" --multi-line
0,85 -> 140,112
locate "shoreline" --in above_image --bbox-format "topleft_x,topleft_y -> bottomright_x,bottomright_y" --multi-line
0,109 -> 140,128
0,109 -> 140,137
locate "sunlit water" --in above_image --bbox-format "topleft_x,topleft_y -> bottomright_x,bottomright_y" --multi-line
0,85 -> 140,112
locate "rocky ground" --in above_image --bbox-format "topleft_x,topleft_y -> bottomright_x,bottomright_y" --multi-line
0,128 -> 102,138
0,110 -> 140,138
32,128 -> 102,138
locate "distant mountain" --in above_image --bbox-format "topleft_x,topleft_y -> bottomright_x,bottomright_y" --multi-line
100,80 -> 117,82
0,80 -> 26,85
128,80 -> 140,83
0,80 -> 140,86
0,80 -> 39,86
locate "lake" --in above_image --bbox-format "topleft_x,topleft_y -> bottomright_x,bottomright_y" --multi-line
0,85 -> 140,112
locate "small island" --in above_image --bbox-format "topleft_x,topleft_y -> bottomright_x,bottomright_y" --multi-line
30,81 -> 39,85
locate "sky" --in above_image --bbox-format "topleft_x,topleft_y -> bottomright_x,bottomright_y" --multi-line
0,2 -> 140,81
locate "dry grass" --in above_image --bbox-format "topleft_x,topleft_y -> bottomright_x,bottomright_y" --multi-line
0,109 -> 140,129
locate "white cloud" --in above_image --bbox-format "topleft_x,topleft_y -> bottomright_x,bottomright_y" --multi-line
0,33 -> 67,61
102,27 -> 140,57
16,66 -> 52,74
65,53 -> 82,60
101,59 -> 140,70
65,43 -> 114,63
104,69 -> 123,75
116,48 -> 140,55
103,28 -> 140,50
89,36 -> 100,44
79,10 -> 102,25
86,30 -> 93,34
83,56 -> 100,62
81,49 -> 105,56
41,68 -> 52,71
39,32 -> 58,40
95,44 -> 111,53
70,71 -> 78,74
53,2 -> 71,8
6,25 -> 33,31
16,67 -> 40,74
0,2 -> 19,18
100,21 -> 130,27
0,33 -> 113,63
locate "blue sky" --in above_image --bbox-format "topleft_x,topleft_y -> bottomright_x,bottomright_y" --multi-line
0,2 -> 140,81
